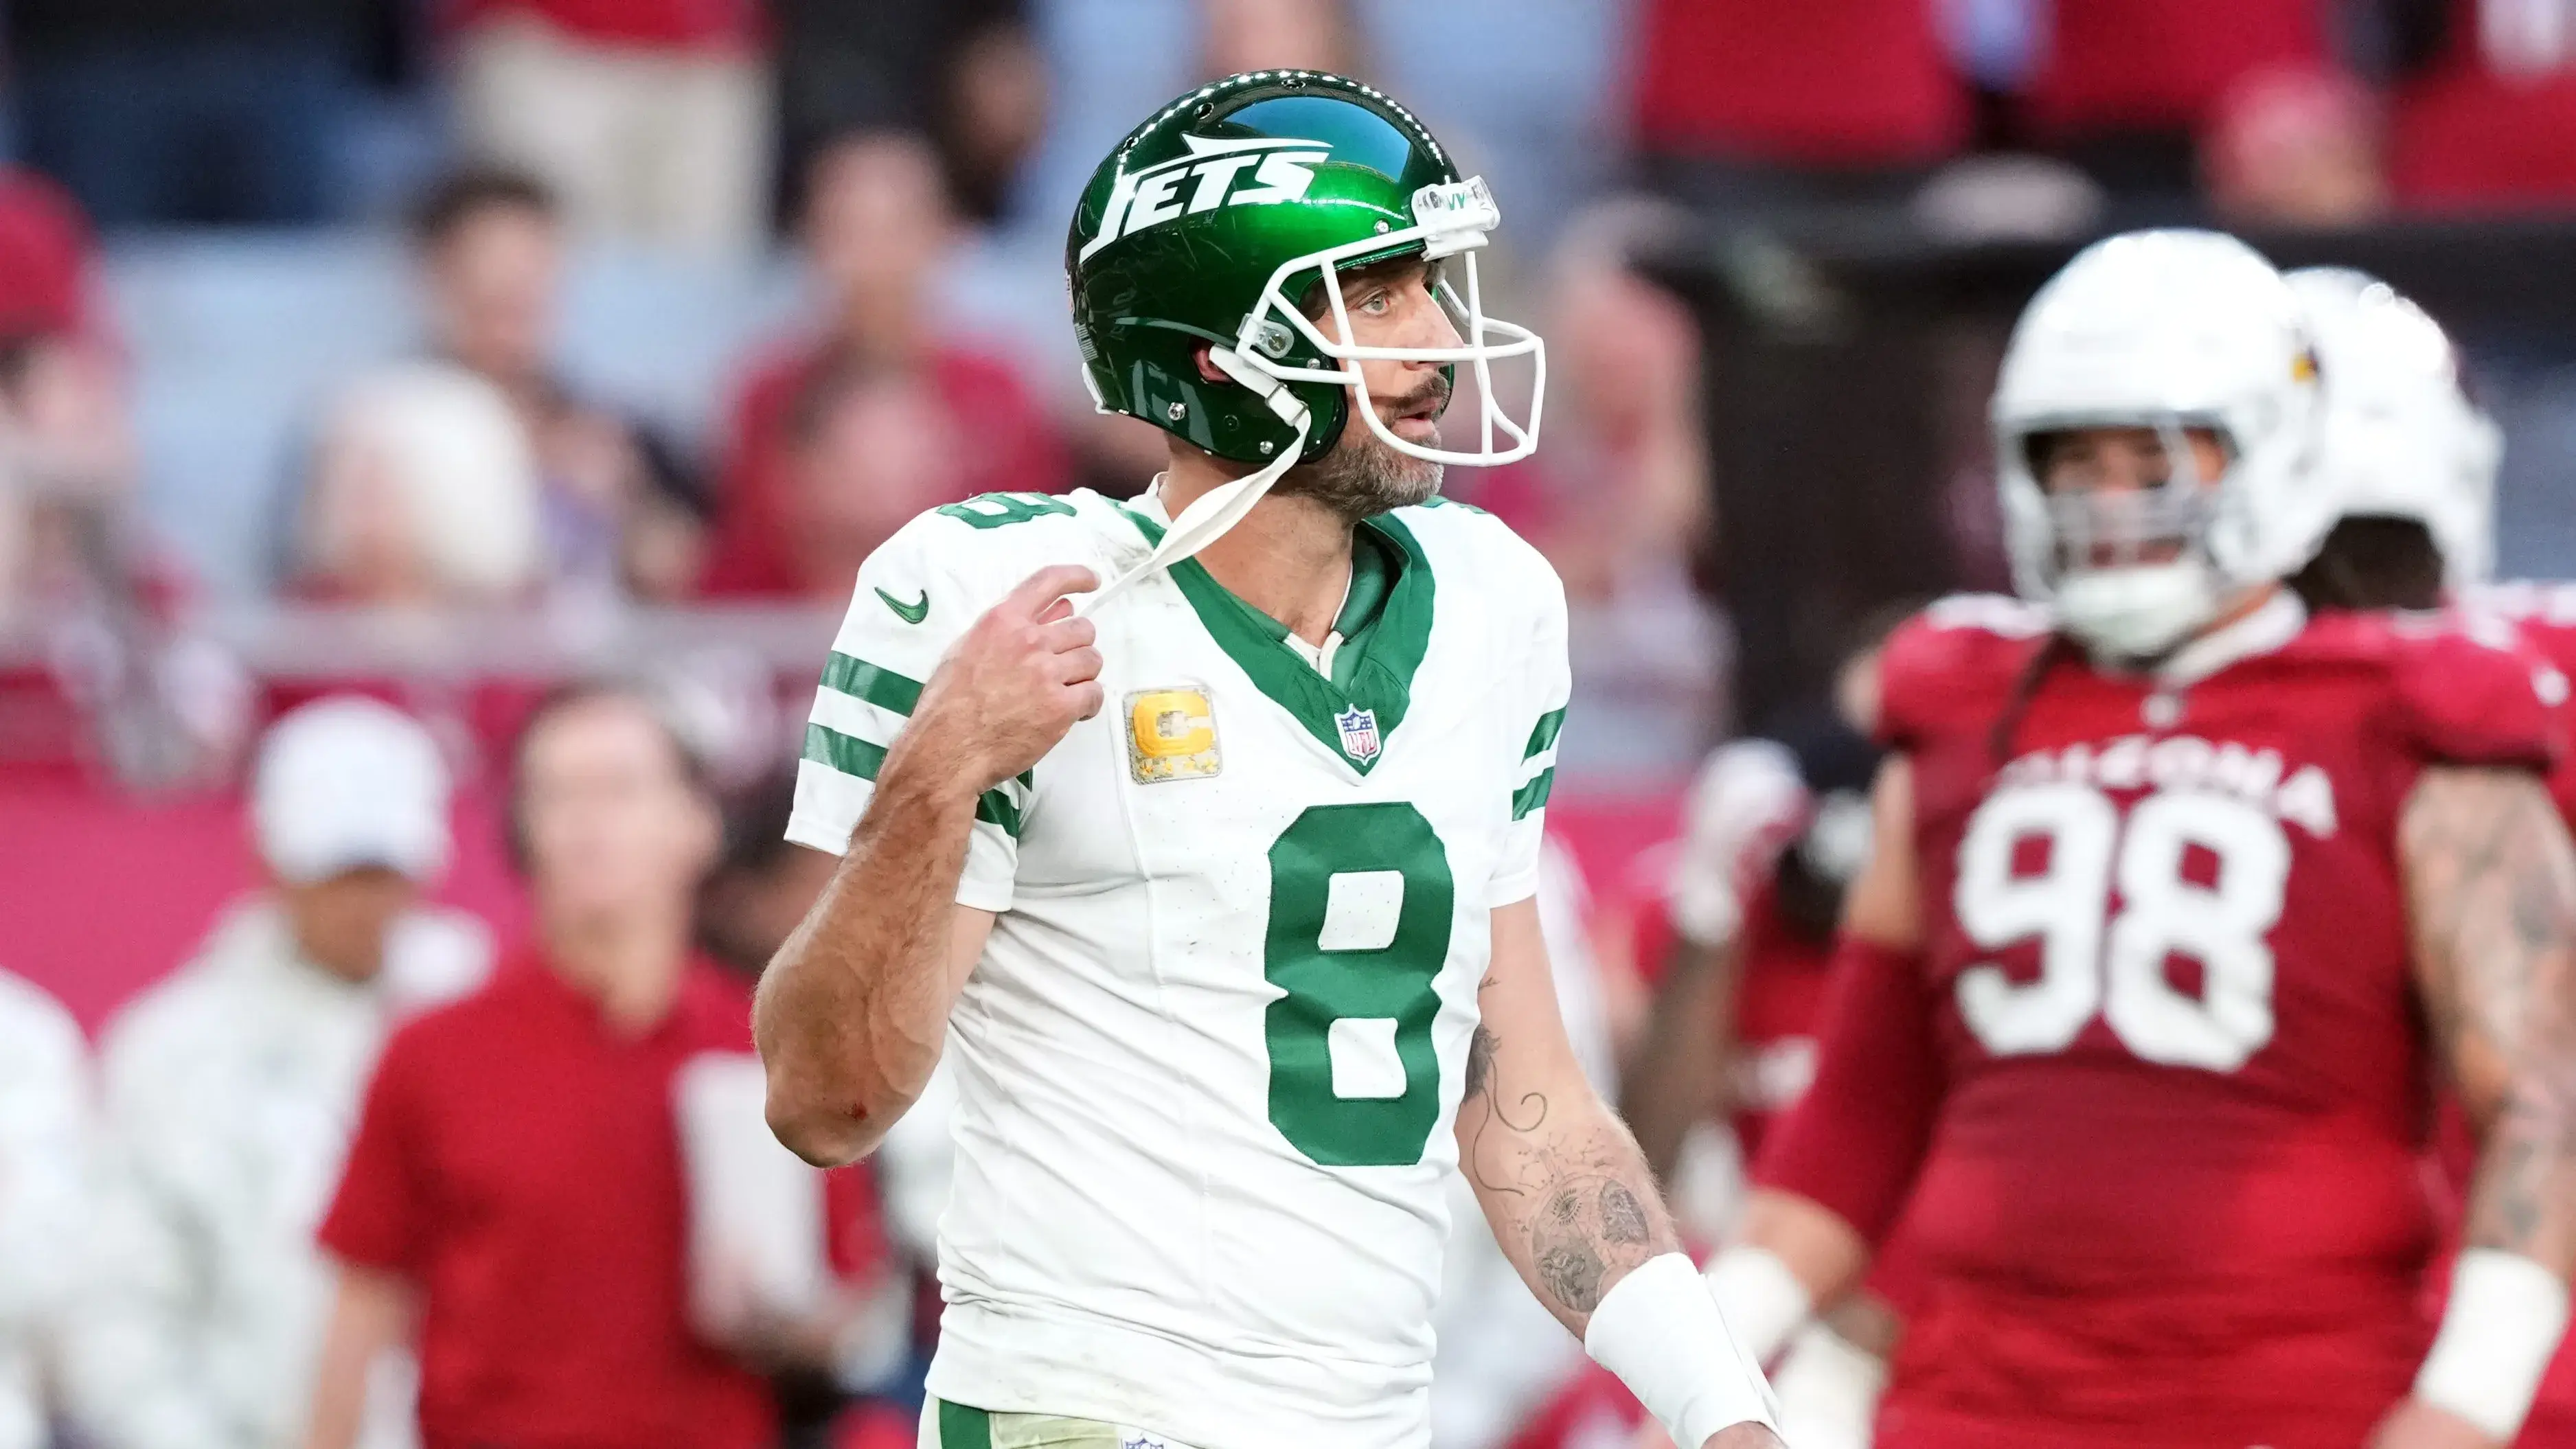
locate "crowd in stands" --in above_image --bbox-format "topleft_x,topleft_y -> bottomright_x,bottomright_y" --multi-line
3,1 -> 2576,1448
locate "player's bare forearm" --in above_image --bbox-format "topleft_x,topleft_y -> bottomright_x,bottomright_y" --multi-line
756,742 -> 985,1166
760,563 -> 1102,1167
2402,766 -> 2576,1277
1464,898 -> 1685,1338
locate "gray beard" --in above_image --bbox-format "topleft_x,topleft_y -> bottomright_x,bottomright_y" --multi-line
1273,421 -> 1444,522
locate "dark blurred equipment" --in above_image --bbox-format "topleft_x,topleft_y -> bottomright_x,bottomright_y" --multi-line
9,0 -> 367,225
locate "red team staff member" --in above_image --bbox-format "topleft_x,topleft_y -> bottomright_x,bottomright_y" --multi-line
1695,230 -> 2576,1449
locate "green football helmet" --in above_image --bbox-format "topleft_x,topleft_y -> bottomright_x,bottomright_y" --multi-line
1066,70 -> 1545,475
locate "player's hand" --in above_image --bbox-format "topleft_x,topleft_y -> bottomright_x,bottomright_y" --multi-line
1703,1425 -> 1787,1449
900,564 -> 1104,795
1630,1424 -> 1676,1449
2367,1398 -> 2504,1449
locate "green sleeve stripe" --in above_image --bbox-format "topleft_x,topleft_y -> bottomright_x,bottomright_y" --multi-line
1523,707 -> 1566,760
821,652 -> 924,717
935,1401 -> 994,1449
803,721 -> 886,781
1511,766 -> 1555,821
803,722 -> 1025,838
819,654 -> 1025,788
975,787 -> 1024,836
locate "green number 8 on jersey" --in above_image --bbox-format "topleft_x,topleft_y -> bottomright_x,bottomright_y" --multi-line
1264,802 -> 1454,1167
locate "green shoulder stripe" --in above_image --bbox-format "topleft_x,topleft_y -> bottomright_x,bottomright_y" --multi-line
1523,707 -> 1566,760
1512,767 -> 1555,821
821,652 -> 924,716
801,722 -> 1025,838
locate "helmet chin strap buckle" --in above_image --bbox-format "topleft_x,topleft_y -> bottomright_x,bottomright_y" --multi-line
1206,344 -> 1313,426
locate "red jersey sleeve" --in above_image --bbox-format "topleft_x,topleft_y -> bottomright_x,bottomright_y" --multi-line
1750,935 -> 1944,1244
317,1025 -> 430,1275
2387,609 -> 2563,773
1874,595 -> 2052,753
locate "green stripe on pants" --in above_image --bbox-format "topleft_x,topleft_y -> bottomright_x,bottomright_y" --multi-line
937,1400 -> 994,1449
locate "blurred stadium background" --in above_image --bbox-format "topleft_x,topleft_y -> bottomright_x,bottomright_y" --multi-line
5,0 -> 2576,1446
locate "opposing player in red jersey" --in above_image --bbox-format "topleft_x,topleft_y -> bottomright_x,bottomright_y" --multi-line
1691,230 -> 2576,1449
2283,266 -> 2576,1449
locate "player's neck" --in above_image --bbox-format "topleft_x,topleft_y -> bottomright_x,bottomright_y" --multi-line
1160,451 -> 1355,648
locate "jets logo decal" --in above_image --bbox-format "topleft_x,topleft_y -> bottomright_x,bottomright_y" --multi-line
1078,135 -> 1330,262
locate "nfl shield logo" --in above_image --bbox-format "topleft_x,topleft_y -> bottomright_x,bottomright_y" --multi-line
1335,705 -> 1382,763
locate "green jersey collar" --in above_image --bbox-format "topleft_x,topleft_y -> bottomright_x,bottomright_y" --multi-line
1115,493 -> 1433,775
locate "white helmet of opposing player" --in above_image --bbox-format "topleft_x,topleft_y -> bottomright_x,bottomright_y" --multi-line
2286,266 -> 2499,588
1994,229 -> 2327,660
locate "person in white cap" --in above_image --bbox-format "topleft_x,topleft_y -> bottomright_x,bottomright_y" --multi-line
63,696 -> 492,1449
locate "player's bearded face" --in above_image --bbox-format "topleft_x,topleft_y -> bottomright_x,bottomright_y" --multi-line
1277,372 -> 1450,521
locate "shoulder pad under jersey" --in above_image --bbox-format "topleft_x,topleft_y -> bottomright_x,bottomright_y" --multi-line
1876,594 -> 2054,752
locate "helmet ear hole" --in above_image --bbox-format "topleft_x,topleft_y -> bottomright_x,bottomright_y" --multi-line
1192,346 -> 1230,385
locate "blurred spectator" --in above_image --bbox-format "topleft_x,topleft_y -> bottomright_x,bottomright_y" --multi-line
290,170 -> 707,603
699,768 -> 836,983
2204,65 -> 2390,229
1478,201 -> 1725,779
8,0 -> 365,225
1200,0 -> 1365,76
305,685 -> 871,1449
295,361 -> 543,603
0,168 -> 247,785
2022,0 -> 2329,196
2389,0 -> 2576,208
773,0 -> 1044,227
0,968 -> 87,1449
65,697 -> 490,1449
446,0 -> 771,256
1630,0 -> 1968,222
703,132 -> 1063,598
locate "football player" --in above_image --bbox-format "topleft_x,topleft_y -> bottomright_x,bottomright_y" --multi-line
753,71 -> 1783,1449
1690,230 -> 2576,1449
2280,266 -> 2576,1448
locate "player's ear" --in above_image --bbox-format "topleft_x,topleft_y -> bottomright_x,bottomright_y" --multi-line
1193,345 -> 1228,384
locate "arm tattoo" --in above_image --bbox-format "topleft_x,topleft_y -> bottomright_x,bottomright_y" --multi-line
1462,979 -> 1681,1329
2403,766 -> 2576,1275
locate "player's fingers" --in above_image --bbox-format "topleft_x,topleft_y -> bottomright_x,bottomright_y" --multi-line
1036,613 -> 1097,653
1068,680 -> 1106,721
1004,564 -> 1101,620
1054,647 -> 1106,685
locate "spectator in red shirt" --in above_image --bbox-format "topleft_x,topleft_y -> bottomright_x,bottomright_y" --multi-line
701,131 -> 1064,598
2389,0 -> 2576,209
1630,0 -> 1968,214
2023,0 -> 2329,194
447,0 -> 772,255
303,684 -> 868,1449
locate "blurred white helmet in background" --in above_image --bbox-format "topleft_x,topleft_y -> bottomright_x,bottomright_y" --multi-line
2286,266 -> 2498,587
1994,229 -> 2327,660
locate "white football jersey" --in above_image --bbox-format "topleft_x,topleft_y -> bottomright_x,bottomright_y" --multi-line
786,486 -> 1569,1449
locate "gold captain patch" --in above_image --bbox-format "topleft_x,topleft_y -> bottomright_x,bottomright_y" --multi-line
1126,687 -> 1221,783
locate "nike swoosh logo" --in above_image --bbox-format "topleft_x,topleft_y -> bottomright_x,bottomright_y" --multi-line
875,587 -> 928,625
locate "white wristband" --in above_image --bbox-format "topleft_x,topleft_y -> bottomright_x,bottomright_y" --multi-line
1585,1252 -> 1779,1448
1704,1244 -> 1816,1365
2415,1248 -> 2572,1441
